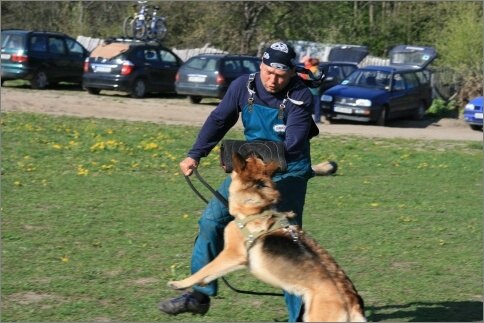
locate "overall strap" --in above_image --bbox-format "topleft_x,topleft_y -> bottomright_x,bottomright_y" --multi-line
246,73 -> 256,112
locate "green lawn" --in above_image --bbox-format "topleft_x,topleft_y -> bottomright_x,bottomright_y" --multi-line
1,112 -> 482,322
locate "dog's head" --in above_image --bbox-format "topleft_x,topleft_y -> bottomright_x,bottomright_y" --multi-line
228,152 -> 281,218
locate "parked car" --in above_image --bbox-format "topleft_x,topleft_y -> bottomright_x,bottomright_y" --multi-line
297,45 -> 369,94
82,38 -> 183,98
321,45 -> 437,126
1,29 -> 89,89
175,54 -> 262,104
463,96 -> 483,131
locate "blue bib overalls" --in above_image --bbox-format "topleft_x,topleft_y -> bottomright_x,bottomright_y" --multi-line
190,77 -> 314,322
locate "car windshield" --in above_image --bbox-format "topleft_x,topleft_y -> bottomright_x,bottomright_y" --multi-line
343,70 -> 391,90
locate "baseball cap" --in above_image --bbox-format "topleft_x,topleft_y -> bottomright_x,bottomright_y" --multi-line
262,41 -> 297,71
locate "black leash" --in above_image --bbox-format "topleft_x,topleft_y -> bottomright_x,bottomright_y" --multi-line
184,166 -> 284,297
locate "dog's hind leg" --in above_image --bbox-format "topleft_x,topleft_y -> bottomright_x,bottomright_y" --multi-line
168,222 -> 248,290
302,288 -> 349,322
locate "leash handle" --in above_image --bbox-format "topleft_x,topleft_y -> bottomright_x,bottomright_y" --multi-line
185,166 -> 229,207
184,173 -> 209,204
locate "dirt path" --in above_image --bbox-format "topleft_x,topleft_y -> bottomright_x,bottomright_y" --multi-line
1,85 -> 482,142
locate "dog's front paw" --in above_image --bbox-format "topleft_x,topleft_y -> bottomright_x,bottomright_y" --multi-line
167,281 -> 185,290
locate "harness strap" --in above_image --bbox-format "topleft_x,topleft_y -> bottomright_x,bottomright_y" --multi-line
235,210 -> 295,247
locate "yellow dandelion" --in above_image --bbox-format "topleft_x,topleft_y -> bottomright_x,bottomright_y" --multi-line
52,144 -> 62,149
14,181 -> 22,186
131,163 -> 139,168
438,240 -> 445,246
61,257 -> 69,262
371,203 -> 379,207
183,214 -> 189,219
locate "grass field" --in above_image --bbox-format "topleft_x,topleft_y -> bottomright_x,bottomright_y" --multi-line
1,112 -> 482,322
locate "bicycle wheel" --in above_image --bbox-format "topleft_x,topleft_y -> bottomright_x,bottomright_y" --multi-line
123,16 -> 135,39
133,17 -> 147,40
152,18 -> 167,41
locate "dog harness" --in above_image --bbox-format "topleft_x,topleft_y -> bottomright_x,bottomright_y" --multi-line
235,209 -> 299,247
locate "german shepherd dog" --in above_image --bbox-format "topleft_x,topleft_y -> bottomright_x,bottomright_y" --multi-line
168,153 -> 366,322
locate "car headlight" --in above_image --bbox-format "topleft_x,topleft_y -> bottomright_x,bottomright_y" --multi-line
465,103 -> 475,110
321,94 -> 332,102
355,99 -> 372,107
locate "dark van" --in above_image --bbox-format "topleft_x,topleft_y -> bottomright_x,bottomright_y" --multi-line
1,29 -> 89,89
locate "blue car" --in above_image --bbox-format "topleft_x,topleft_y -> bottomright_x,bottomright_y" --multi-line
463,96 -> 483,131
321,45 -> 437,126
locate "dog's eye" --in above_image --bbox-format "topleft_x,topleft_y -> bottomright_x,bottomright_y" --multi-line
255,180 -> 267,189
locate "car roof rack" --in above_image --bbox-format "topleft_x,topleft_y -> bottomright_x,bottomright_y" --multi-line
103,36 -> 163,46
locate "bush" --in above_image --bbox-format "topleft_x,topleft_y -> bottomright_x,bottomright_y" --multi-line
426,99 -> 457,119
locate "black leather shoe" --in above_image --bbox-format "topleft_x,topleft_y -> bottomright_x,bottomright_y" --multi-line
158,292 -> 210,315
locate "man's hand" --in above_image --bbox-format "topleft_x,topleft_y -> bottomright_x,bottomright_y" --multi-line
179,157 -> 198,176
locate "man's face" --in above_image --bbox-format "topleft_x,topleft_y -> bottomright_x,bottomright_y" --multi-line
259,63 -> 294,93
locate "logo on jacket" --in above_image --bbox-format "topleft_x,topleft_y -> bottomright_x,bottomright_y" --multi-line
273,124 -> 286,134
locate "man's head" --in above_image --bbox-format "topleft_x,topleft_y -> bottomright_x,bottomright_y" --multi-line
260,41 -> 296,93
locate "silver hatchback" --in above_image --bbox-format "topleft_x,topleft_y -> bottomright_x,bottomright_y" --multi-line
175,54 -> 261,104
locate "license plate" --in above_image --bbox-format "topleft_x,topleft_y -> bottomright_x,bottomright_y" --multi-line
188,75 -> 206,83
1,54 -> 11,60
95,66 -> 112,73
475,113 -> 483,119
334,106 -> 353,114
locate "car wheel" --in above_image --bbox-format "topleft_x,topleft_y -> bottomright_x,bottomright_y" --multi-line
412,101 -> 426,120
376,106 -> 387,126
130,78 -> 147,98
189,96 -> 202,104
324,116 -> 333,124
30,69 -> 48,90
86,87 -> 101,95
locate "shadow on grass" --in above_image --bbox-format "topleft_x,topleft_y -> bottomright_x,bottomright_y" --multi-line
368,301 -> 483,322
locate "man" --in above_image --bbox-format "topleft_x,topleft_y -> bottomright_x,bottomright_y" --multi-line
159,41 -> 319,321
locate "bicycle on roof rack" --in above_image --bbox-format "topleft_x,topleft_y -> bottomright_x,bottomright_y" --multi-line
123,1 -> 167,41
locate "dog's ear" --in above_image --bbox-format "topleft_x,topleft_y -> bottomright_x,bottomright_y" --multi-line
265,160 -> 281,177
232,152 -> 246,173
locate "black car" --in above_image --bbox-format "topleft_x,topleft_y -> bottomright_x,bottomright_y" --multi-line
174,54 -> 262,104
321,45 -> 437,126
82,38 -> 183,98
1,29 -> 89,89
